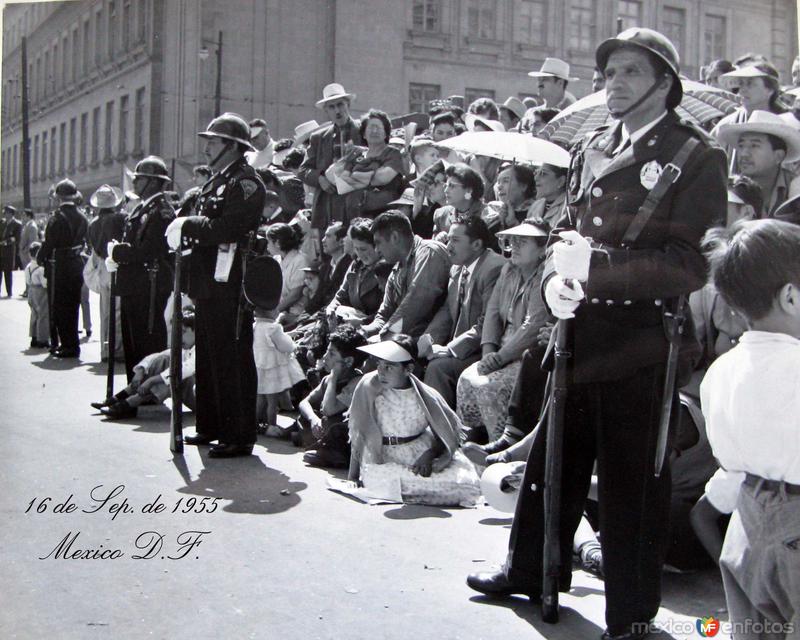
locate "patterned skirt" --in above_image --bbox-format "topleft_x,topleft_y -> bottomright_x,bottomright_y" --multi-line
456,359 -> 522,441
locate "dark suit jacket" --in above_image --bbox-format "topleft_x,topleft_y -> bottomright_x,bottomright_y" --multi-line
0,218 -> 22,271
425,249 -> 506,359
296,119 -> 363,230
547,111 -> 727,382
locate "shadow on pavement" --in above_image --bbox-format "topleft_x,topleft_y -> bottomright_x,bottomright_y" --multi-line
30,356 -> 89,371
382,504 -> 453,519
479,516 -> 513,526
173,454 -> 307,515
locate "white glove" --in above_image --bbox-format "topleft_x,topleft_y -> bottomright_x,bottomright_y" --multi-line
165,218 -> 188,251
545,276 -> 584,320
553,230 -> 592,282
105,256 -> 119,273
106,240 -> 118,260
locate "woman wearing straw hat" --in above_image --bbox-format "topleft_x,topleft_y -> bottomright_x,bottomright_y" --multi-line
87,185 -> 126,361
347,334 -> 480,506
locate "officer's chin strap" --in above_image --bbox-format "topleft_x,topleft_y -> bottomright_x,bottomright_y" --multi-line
208,141 -> 233,171
607,78 -> 665,119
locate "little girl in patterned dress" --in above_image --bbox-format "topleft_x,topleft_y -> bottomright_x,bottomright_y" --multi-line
253,307 -> 305,432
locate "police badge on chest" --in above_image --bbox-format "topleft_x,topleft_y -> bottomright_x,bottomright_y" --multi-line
640,161 -> 662,190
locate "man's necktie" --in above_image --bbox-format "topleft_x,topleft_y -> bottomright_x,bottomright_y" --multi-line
453,267 -> 469,335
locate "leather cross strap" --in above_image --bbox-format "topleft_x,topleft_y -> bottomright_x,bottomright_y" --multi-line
621,137 -> 700,247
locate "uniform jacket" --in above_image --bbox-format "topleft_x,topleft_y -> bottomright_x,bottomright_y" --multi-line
111,192 -> 175,297
38,204 -> 89,288
181,157 -> 266,300
547,111 -> 728,382
296,119 -> 364,229
0,217 -> 22,271
425,249 -> 506,360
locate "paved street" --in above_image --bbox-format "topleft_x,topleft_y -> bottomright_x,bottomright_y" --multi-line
0,276 -> 726,640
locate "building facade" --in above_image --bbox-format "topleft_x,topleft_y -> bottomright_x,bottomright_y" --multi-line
2,0 -> 797,209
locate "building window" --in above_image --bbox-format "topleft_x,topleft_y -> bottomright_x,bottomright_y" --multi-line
134,87 -> 146,152
465,88 -> 496,106
35,57 -> 42,103
108,0 -> 117,60
69,117 -> 77,171
119,95 -> 129,155
122,0 -> 131,50
62,35 -> 69,87
13,144 -> 18,186
466,0 -> 496,39
44,49 -> 50,95
104,101 -> 114,161
136,0 -> 147,43
95,7 -> 105,66
569,0 -> 597,52
41,131 -> 48,180
82,19 -> 90,76
91,107 -> 101,165
50,126 -> 57,177
53,42 -> 60,91
412,0 -> 441,33
71,27 -> 78,82
617,0 -> 641,31
59,123 -> 66,174
408,83 -> 440,114
513,0 -> 547,46
704,14 -> 727,62
80,113 -> 88,168
662,7 -> 685,62
33,135 -> 39,183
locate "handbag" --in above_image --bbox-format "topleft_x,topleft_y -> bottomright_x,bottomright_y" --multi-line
82,252 -> 103,293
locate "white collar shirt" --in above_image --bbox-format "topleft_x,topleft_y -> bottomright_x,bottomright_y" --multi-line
700,330 -> 800,484
614,111 -> 669,154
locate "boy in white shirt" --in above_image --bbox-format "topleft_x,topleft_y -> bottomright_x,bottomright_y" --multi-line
24,242 -> 50,348
700,219 -> 800,639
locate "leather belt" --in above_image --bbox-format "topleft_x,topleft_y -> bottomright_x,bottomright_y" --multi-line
382,432 -> 424,446
744,473 -> 800,495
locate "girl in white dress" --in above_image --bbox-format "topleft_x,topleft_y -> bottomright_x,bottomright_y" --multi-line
348,335 -> 480,507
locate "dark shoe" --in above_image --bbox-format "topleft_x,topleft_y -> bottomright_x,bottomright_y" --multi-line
578,541 -> 604,579
184,434 -> 217,446
466,571 -> 539,600
462,425 -> 489,445
101,402 -> 138,420
483,433 -> 519,455
84,330 -> 92,338
91,397 -> 118,410
601,626 -> 652,640
208,443 -> 254,458
54,348 -> 80,358
303,448 -> 349,469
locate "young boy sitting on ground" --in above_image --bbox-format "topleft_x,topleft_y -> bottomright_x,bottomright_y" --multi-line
91,308 -> 197,419
700,218 -> 800,638
299,325 -> 366,469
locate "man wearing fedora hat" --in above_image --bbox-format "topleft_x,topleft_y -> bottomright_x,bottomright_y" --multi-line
715,110 -> 800,216
37,179 -> 89,357
87,185 -> 126,361
165,112 -> 266,458
528,58 -> 579,111
468,29 -> 728,639
297,83 -> 364,236
107,157 -> 175,381
245,118 -> 274,170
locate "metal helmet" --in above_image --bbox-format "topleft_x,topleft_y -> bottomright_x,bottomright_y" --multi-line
197,113 -> 255,150
54,178 -> 79,199
132,156 -> 171,182
596,27 -> 683,109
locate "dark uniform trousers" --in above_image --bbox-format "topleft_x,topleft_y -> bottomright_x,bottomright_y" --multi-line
119,291 -> 169,381
501,111 -> 727,636
506,364 -> 675,632
194,295 -> 257,446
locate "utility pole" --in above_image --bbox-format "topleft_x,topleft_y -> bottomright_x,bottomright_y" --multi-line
214,30 -> 223,117
20,36 -> 31,209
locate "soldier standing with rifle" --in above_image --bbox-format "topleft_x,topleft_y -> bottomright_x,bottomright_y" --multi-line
466,29 -> 727,640
166,113 -> 266,458
106,157 -> 175,384
37,180 -> 88,358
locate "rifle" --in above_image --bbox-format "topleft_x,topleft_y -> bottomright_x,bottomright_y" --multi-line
169,248 -> 185,455
48,256 -> 58,350
105,271 -> 117,400
235,230 -> 257,341
541,317 -> 571,624
147,262 -> 159,334
654,294 -> 687,477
